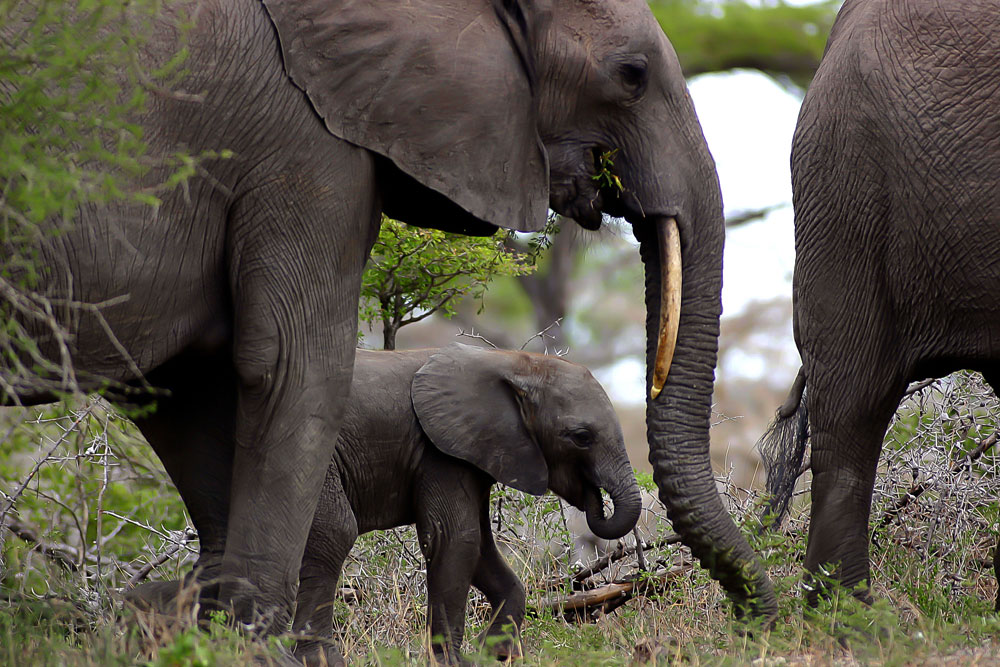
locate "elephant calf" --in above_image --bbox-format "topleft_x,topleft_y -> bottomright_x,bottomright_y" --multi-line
293,343 -> 641,665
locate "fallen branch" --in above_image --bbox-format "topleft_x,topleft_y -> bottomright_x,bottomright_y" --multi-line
537,565 -> 689,622
567,533 -> 683,585
3,517 -> 80,572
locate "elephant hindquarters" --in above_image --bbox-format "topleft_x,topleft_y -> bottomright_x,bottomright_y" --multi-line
131,348 -> 237,589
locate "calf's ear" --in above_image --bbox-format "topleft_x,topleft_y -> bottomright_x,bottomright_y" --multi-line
411,343 -> 548,495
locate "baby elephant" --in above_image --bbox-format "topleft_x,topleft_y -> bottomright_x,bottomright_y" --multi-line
293,343 -> 641,665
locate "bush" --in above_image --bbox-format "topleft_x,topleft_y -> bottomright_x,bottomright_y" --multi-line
4,372 -> 1000,663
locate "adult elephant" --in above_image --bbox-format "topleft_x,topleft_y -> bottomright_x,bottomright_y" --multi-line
4,0 -> 776,628
759,0 -> 1000,602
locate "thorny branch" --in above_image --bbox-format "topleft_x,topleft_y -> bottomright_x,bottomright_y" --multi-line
127,527 -> 199,587
456,328 -> 498,349
519,318 -> 565,353
0,403 -> 97,527
875,431 -> 998,535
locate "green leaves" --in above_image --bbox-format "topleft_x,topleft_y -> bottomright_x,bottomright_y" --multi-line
359,217 -> 536,349
0,1 -> 209,403
592,148 -> 624,194
649,0 -> 840,89
0,0 -> 162,234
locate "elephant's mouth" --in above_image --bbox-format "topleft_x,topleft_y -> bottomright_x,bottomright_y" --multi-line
550,179 -> 603,231
549,147 -> 625,230
550,147 -> 658,231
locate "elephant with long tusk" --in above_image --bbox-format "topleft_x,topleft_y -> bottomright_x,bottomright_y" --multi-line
4,0 -> 776,629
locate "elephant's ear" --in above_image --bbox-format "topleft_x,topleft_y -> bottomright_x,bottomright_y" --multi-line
261,0 -> 549,233
411,343 -> 548,495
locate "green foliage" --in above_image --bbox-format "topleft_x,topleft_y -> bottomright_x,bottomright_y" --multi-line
0,0 -> 169,250
359,217 -> 536,349
0,402 -> 192,596
150,627 -> 217,667
592,149 -> 624,194
0,1 -> 215,403
650,0 -> 841,88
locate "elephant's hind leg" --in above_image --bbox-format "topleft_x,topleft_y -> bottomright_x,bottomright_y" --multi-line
127,348 -> 237,614
803,360 -> 907,603
471,498 -> 526,660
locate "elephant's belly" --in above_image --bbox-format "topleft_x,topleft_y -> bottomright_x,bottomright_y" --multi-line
24,199 -> 230,390
341,454 -> 420,534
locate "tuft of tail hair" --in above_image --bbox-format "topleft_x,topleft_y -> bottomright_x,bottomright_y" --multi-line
757,367 -> 809,527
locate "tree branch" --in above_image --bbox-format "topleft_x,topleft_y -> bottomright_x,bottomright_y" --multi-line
875,431 -> 999,535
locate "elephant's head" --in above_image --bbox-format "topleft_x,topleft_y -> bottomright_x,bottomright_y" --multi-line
262,0 -> 775,617
411,343 -> 641,540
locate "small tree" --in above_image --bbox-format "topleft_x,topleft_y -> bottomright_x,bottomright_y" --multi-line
359,217 -> 537,350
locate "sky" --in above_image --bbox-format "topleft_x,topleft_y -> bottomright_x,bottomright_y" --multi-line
691,70 -> 799,318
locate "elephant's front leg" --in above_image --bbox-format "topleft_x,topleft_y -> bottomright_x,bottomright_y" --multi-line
471,497 -> 525,659
417,470 -> 487,663
219,162 -> 378,632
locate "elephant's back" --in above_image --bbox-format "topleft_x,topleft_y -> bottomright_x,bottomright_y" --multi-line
349,349 -> 437,403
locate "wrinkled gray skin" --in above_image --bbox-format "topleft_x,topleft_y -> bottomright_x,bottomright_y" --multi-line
4,0 -> 775,628
760,0 -> 1000,605
285,343 -> 641,665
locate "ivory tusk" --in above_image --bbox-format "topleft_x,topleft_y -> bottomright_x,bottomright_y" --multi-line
650,217 -> 682,400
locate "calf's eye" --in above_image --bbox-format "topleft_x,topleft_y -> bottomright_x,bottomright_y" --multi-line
569,429 -> 595,448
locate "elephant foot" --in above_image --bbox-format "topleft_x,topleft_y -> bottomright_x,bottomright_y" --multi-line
217,575 -> 291,637
124,558 -> 226,619
430,645 -> 475,666
483,633 -> 522,661
125,576 -> 203,620
293,639 -> 346,667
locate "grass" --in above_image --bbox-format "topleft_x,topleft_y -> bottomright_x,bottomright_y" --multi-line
3,374 -> 1000,665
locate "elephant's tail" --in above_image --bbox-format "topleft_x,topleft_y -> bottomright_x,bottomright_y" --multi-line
756,367 -> 809,527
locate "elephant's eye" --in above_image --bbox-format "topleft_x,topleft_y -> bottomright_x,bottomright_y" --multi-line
567,428 -> 595,448
618,58 -> 648,96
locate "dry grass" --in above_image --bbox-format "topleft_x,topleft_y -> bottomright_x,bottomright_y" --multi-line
3,374 -> 1000,665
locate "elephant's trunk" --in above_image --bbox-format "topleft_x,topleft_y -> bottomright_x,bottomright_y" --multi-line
584,461 -> 642,540
640,214 -> 777,620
